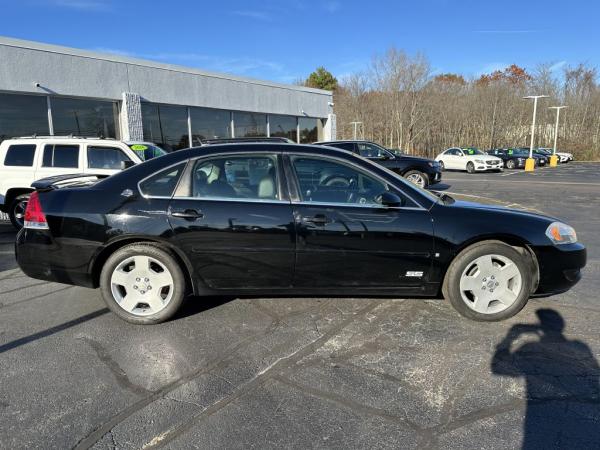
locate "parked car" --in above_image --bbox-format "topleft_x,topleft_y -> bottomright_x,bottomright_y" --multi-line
0,136 -> 165,228
521,148 -> 548,166
16,143 -> 585,324
314,140 -> 441,188
486,148 -> 528,169
538,147 -> 572,163
436,147 -> 503,173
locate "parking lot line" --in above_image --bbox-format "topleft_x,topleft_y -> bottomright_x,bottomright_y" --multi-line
442,178 -> 600,187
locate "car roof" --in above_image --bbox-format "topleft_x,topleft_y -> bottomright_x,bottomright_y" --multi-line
314,140 -> 371,144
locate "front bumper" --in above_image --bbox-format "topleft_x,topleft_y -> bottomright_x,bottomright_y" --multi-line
532,242 -> 586,296
474,163 -> 503,172
429,169 -> 442,184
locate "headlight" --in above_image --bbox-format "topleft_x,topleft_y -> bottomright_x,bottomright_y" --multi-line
474,159 -> 484,163
545,222 -> 577,245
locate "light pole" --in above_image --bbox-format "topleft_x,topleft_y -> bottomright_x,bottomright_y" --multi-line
350,121 -> 362,140
548,106 -> 567,167
523,95 -> 549,172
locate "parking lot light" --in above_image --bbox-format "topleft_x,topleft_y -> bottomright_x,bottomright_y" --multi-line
548,106 -> 568,168
523,95 -> 549,172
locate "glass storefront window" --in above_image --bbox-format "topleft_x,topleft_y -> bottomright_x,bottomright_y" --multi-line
234,112 -> 267,138
299,117 -> 321,144
51,97 -> 119,138
269,115 -> 297,142
141,103 -> 189,151
0,93 -> 49,142
190,107 -> 231,145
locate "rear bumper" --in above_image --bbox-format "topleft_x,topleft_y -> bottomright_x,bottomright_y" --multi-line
532,243 -> 586,296
15,228 -> 95,288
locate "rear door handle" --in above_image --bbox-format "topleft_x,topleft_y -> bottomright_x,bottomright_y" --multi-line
303,214 -> 332,226
169,208 -> 204,220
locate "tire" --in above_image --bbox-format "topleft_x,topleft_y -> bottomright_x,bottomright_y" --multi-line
506,159 -> 516,170
442,241 -> 532,321
466,162 -> 475,174
439,161 -> 445,171
403,170 -> 429,188
100,243 -> 187,324
9,194 -> 30,230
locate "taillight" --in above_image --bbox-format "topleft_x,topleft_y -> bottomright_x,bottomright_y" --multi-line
24,191 -> 48,230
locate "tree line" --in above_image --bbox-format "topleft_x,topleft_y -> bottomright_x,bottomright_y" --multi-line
303,50 -> 600,160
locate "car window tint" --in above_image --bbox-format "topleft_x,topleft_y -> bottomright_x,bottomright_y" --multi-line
3,144 -> 36,166
291,156 -> 387,205
330,142 -> 355,151
357,143 -> 384,158
87,146 -> 131,170
139,163 -> 186,197
42,144 -> 79,168
190,155 -> 279,200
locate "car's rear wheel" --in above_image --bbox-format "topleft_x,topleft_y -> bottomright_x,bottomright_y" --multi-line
404,170 -> 429,188
442,241 -> 531,321
100,243 -> 187,324
506,159 -> 516,169
466,162 -> 475,174
9,194 -> 30,230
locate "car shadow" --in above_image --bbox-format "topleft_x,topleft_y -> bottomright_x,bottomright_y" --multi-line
429,183 -> 452,191
491,309 -> 600,448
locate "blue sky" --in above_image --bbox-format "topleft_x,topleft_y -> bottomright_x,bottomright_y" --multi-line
2,0 -> 599,83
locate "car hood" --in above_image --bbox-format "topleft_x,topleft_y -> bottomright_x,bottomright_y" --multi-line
439,193 -> 553,219
464,154 -> 501,161
396,155 -> 433,164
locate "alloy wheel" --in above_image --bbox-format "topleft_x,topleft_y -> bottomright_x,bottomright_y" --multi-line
12,199 -> 28,228
110,255 -> 174,316
458,254 -> 523,315
405,173 -> 426,188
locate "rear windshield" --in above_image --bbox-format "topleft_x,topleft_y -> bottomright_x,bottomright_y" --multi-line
128,143 -> 167,161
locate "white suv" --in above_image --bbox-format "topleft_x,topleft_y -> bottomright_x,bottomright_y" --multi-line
0,137 -> 165,228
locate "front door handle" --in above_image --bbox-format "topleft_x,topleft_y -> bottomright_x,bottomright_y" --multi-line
169,208 -> 204,220
303,214 -> 332,226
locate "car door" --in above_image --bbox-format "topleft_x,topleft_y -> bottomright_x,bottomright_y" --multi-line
34,142 -> 83,180
84,144 -> 134,176
286,154 -> 434,288
167,152 -> 296,289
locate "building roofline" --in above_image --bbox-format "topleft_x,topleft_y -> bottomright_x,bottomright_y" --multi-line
0,35 -> 333,97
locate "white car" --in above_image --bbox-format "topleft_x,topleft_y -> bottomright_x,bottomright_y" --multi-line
436,147 -> 503,173
0,137 -> 166,228
539,148 -> 572,163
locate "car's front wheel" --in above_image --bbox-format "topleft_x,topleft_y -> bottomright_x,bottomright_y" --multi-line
9,194 -> 30,230
506,159 -> 516,169
442,241 -> 532,321
404,170 -> 429,188
100,243 -> 187,324
466,162 -> 475,173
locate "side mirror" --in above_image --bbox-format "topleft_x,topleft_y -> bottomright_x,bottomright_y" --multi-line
379,191 -> 404,208
120,160 -> 135,170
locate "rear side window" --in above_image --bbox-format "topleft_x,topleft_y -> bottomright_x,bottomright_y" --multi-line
87,146 -> 131,170
42,144 -> 79,168
330,142 -> 355,152
3,144 -> 37,166
139,163 -> 186,197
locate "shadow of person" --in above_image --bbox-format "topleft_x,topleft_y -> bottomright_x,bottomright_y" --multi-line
492,309 -> 600,449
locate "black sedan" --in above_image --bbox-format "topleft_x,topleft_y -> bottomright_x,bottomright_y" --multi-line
314,140 -> 441,188
487,148 -> 528,169
16,143 -> 585,324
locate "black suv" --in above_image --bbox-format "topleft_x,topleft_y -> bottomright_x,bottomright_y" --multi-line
315,140 -> 441,188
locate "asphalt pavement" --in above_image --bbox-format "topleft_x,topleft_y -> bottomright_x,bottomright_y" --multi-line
0,162 -> 599,449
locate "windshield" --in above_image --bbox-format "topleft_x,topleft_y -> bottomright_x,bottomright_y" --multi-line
462,147 -> 484,155
128,143 -> 167,161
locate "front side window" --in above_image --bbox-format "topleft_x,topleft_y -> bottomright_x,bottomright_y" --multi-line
4,144 -> 37,167
139,163 -> 186,197
42,144 -> 79,168
291,156 -> 387,205
87,146 -> 131,169
188,155 -> 278,200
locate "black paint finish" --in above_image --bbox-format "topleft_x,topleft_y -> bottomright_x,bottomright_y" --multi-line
15,143 -> 585,299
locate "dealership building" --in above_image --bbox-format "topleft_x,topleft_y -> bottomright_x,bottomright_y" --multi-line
0,36 -> 336,150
